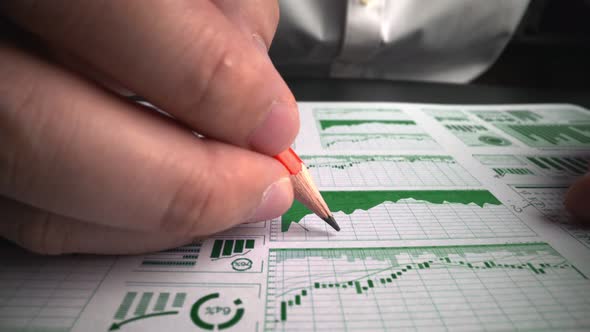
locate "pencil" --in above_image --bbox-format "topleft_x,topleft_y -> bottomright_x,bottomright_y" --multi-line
274,148 -> 340,231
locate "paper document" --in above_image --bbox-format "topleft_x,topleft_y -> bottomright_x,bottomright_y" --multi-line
3,102 -> 590,331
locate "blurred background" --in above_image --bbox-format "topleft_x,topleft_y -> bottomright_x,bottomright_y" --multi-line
476,0 -> 590,88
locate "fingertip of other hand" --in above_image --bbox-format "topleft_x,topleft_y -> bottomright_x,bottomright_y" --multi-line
565,174 -> 590,222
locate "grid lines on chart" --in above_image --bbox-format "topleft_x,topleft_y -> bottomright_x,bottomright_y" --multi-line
0,245 -> 115,332
264,244 -> 590,332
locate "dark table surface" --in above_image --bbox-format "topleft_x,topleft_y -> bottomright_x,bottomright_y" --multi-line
286,79 -> 590,108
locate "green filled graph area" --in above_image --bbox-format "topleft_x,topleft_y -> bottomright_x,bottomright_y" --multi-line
319,119 -> 416,130
265,243 -> 590,331
210,239 -> 255,259
302,155 -> 479,187
140,242 -> 201,268
272,190 -> 534,241
282,190 -> 499,231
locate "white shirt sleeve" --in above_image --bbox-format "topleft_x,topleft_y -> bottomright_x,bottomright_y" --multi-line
272,0 -> 530,83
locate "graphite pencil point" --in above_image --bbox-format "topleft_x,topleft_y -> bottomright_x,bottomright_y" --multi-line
322,215 -> 340,232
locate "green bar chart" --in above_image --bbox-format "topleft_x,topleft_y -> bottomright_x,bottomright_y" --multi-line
264,244 -> 590,331
210,239 -> 256,259
475,154 -> 589,178
492,167 -> 535,176
526,156 -> 589,176
140,242 -> 201,268
444,124 -> 487,132
114,291 -> 185,320
497,124 -> 590,147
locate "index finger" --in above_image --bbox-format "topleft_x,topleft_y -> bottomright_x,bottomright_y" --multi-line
2,0 -> 298,155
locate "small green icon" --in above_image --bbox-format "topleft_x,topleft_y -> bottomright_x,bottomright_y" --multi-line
231,258 -> 253,271
109,292 -> 184,330
191,293 -> 244,330
478,135 -> 511,146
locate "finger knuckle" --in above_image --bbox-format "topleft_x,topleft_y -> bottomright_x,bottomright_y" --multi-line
158,159 -> 219,235
173,29 -> 238,122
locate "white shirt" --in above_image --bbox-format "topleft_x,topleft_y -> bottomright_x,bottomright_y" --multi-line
270,0 -> 530,83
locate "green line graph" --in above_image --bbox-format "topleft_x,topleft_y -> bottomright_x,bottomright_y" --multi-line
302,155 -> 480,187
272,190 -> 535,241
320,133 -> 438,150
265,244 -> 590,331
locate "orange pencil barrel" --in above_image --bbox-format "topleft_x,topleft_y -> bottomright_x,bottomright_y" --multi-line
274,148 -> 302,175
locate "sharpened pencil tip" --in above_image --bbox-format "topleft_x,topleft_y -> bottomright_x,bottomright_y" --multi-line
322,215 -> 340,232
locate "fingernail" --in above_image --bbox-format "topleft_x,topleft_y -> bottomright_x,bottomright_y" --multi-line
252,33 -> 269,55
247,178 -> 293,223
249,101 -> 299,155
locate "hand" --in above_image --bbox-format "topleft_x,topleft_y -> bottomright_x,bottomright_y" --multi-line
0,1 -> 298,254
565,172 -> 590,222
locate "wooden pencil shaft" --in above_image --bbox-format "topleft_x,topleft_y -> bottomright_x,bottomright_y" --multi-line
290,165 -> 331,220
